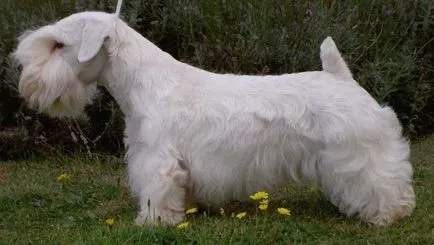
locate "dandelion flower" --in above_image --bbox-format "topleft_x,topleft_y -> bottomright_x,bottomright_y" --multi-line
235,212 -> 247,219
259,203 -> 268,210
277,208 -> 291,216
219,207 -> 225,216
249,191 -> 269,200
56,173 -> 71,182
105,217 -> 115,226
258,199 -> 269,211
176,222 -> 189,229
185,207 -> 198,214
260,199 -> 269,205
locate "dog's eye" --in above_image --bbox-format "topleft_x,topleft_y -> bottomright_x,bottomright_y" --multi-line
51,41 -> 65,54
54,42 -> 64,49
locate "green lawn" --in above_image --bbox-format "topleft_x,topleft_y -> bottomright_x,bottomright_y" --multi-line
1,136 -> 433,245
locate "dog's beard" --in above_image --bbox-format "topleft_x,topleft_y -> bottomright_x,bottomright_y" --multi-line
18,56 -> 96,118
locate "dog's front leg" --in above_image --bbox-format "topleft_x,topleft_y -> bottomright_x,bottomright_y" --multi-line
127,149 -> 189,226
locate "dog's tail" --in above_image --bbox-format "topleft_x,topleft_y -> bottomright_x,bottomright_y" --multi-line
115,0 -> 123,16
320,37 -> 353,82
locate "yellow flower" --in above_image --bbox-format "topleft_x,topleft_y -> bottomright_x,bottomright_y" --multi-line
277,208 -> 291,216
259,203 -> 268,210
56,173 -> 71,182
235,212 -> 247,219
176,222 -> 189,229
258,199 -> 269,210
249,191 -> 269,200
260,199 -> 269,205
219,207 -> 225,216
105,217 -> 115,226
185,207 -> 198,214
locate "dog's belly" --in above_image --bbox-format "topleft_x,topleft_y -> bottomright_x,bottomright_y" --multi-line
187,132 -> 321,205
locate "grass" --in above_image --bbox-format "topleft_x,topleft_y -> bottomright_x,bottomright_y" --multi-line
1,135 -> 433,245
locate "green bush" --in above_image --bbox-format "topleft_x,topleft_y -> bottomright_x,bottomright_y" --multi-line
0,0 -> 433,159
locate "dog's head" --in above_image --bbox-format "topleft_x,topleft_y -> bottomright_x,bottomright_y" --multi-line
13,11 -> 117,117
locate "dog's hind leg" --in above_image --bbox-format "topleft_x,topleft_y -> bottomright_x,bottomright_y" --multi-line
127,148 -> 189,226
317,109 -> 415,226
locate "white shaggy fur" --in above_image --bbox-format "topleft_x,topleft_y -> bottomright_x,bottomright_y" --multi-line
13,11 -> 415,226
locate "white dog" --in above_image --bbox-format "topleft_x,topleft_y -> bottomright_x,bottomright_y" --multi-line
13,9 -> 415,227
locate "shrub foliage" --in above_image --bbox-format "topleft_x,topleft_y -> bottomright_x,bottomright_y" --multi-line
0,0 -> 433,159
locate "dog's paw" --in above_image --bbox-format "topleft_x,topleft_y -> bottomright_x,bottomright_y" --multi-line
135,213 -> 152,226
134,207 -> 185,226
158,207 -> 185,226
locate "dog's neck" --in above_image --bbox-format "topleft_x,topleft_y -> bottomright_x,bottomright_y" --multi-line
98,19 -> 186,118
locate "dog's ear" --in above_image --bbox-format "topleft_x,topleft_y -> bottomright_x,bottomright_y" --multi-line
78,22 -> 109,63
